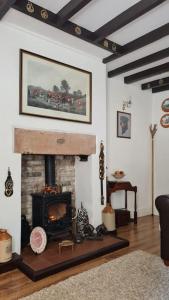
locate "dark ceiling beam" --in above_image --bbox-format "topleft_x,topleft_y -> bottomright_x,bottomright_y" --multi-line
124,62 -> 169,84
12,0 -> 121,55
55,0 -> 92,26
0,0 -> 16,19
108,47 -> 169,78
93,0 -> 167,43
103,23 -> 169,64
152,84 -> 169,93
142,76 -> 169,90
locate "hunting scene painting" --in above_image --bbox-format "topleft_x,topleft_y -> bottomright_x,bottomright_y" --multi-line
20,50 -> 92,123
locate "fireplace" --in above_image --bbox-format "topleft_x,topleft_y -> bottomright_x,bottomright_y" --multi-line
18,129 -> 96,243
32,191 -> 72,237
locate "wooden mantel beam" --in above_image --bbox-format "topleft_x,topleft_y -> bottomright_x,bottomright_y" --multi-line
0,0 -> 16,20
55,0 -> 92,26
124,62 -> 169,84
93,0 -> 167,43
103,23 -> 169,64
14,129 -> 96,156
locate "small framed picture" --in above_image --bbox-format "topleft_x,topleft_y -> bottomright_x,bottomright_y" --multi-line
117,111 -> 131,138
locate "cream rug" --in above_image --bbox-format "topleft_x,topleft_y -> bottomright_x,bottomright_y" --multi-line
20,250 -> 169,300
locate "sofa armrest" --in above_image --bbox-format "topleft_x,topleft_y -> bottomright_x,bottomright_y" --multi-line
155,195 -> 169,261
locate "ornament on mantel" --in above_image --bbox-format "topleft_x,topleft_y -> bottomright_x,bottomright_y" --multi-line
112,170 -> 125,180
4,168 -> 13,197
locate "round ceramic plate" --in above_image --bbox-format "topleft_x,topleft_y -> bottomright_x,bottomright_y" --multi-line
30,226 -> 47,254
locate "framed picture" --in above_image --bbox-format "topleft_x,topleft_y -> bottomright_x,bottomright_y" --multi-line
160,114 -> 169,128
20,49 -> 92,124
161,98 -> 169,112
117,111 -> 131,138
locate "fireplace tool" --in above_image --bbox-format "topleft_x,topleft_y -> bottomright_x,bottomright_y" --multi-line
99,141 -> 105,205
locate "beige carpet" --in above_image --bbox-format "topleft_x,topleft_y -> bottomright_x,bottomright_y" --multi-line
20,250 -> 169,300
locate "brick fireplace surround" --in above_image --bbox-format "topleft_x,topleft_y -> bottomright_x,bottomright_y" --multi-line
21,154 -> 75,225
15,127 -> 96,231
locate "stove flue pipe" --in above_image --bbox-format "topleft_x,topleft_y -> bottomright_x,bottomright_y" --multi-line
45,155 -> 56,187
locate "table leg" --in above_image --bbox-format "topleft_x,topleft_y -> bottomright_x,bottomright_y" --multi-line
134,192 -> 137,224
125,190 -> 127,209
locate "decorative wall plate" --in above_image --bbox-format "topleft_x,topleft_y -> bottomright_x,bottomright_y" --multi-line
160,114 -> 169,128
161,98 -> 169,112
30,227 -> 47,254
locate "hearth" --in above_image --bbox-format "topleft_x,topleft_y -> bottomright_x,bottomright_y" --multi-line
19,235 -> 129,281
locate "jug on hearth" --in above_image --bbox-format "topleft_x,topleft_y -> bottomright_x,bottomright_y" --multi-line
0,229 -> 12,263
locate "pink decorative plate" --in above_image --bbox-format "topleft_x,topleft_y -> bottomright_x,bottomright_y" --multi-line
30,227 -> 47,254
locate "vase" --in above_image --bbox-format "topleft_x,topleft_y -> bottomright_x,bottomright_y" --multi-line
102,203 -> 116,231
0,229 -> 12,263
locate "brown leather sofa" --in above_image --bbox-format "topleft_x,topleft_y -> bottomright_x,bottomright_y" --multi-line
155,195 -> 169,265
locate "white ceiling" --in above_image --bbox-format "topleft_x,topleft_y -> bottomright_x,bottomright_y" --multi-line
3,0 -> 169,86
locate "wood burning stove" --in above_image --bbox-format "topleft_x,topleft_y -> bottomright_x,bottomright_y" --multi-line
31,155 -> 73,238
32,192 -> 72,237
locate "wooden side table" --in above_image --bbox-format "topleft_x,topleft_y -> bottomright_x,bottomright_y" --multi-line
107,181 -> 137,224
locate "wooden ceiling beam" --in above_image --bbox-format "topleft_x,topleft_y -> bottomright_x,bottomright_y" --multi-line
12,0 -> 121,55
142,76 -> 169,90
108,47 -> 169,78
103,23 -> 169,64
0,0 -> 16,19
152,84 -> 169,93
124,62 -> 169,84
55,0 -> 92,26
93,0 -> 167,43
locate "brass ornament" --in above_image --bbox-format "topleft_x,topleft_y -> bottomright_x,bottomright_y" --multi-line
26,2 -> 34,14
41,9 -> 48,20
4,168 -> 13,197
103,40 -> 109,48
75,26 -> 82,35
159,79 -> 164,85
112,43 -> 117,52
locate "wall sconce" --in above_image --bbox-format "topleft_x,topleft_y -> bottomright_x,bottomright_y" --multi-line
122,97 -> 132,111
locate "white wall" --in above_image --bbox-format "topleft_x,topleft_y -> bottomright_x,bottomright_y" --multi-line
0,21 -> 106,253
107,78 -> 152,217
152,91 -> 169,214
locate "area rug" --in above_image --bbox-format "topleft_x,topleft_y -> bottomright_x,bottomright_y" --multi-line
20,250 -> 169,300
